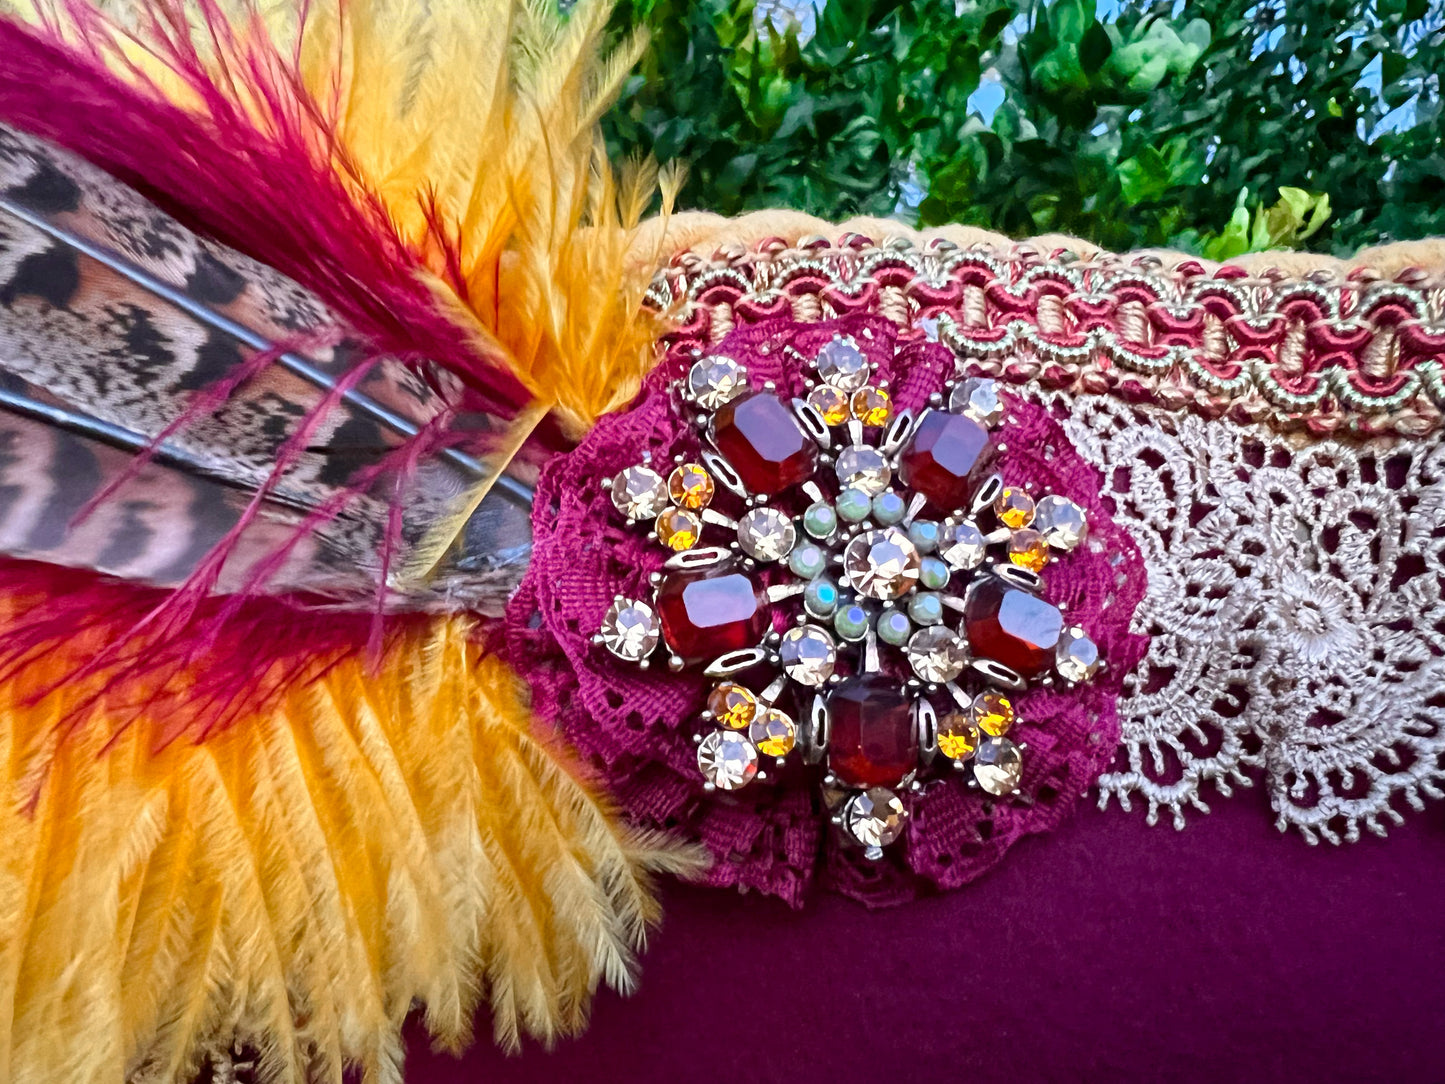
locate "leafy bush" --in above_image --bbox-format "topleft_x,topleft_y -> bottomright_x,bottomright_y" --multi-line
602,0 -> 1445,255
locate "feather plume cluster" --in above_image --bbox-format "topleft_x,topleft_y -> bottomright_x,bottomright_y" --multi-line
0,1 -> 700,1080
4,0 -> 674,436
0,570 -> 700,1083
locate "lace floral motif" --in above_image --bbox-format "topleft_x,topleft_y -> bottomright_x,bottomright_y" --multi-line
1053,393 -> 1445,842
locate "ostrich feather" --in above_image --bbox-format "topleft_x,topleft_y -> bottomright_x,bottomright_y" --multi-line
0,573 -> 703,1084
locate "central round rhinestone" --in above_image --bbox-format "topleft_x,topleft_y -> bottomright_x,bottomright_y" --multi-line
842,526 -> 921,600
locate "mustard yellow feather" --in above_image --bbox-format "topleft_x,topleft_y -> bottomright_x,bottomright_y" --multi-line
0,618 -> 701,1084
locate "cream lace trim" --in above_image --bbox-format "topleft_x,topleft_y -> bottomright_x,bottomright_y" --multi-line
1051,392 -> 1445,842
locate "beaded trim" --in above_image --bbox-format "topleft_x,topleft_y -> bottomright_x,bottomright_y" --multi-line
647,235 -> 1445,440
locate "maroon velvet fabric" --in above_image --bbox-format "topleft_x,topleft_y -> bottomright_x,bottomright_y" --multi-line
406,795 -> 1445,1082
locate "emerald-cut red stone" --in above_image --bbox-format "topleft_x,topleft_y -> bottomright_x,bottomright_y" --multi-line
827,674 -> 918,788
898,410 -> 996,513
656,569 -> 768,663
963,575 -> 1063,678
710,391 -> 817,495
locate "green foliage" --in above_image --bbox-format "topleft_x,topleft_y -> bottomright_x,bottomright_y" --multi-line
602,0 -> 1015,218
1195,187 -> 1333,260
602,0 -> 1445,255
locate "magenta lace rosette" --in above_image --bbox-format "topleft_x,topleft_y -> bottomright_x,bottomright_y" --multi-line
504,314 -> 1147,907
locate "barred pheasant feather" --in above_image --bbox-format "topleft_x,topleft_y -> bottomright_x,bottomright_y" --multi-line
1,1 -> 1443,1083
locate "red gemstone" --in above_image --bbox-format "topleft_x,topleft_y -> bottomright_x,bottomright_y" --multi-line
710,391 -> 817,495
898,410 -> 997,513
655,569 -> 769,663
963,575 -> 1063,678
828,674 -> 918,788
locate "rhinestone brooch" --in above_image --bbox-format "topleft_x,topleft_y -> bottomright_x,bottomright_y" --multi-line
594,339 -> 1101,858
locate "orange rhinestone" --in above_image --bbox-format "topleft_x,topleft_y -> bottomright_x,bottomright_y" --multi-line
972,691 -> 1015,737
807,384 -> 851,426
708,683 -> 758,730
995,486 -> 1036,529
750,708 -> 796,756
668,463 -> 715,510
851,385 -> 892,426
1008,528 -> 1049,572
937,714 -> 980,761
656,507 -> 702,551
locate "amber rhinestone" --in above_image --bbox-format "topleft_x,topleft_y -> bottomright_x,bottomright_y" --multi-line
995,486 -> 1036,529
807,384 -> 851,426
656,507 -> 702,551
750,708 -> 797,756
1008,528 -> 1050,572
850,386 -> 892,426
668,463 -> 715,510
937,713 -> 980,760
972,691 -> 1015,737
708,683 -> 758,730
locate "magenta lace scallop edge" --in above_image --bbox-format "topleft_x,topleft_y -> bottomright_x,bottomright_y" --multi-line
502,313 -> 1149,908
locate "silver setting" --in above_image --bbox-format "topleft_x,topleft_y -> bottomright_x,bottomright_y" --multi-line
971,657 -> 1027,689
703,647 -> 769,678
970,472 -> 1005,513
913,697 -> 938,765
993,562 -> 1044,593
879,408 -> 917,457
700,448 -> 748,497
791,397 -> 833,448
663,545 -> 732,572
802,693 -> 831,764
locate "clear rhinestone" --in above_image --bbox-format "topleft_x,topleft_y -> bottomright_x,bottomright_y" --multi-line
779,625 -> 837,687
905,625 -> 968,683
949,376 -> 1004,426
815,337 -> 871,391
749,708 -> 796,756
697,730 -> 758,790
843,527 -> 921,600
844,787 -> 907,847
737,507 -> 796,562
599,598 -> 659,661
1056,625 -> 1101,682
610,465 -> 668,520
938,518 -> 986,570
687,356 -> 748,409
973,737 -> 1023,795
1034,495 -> 1088,550
835,445 -> 891,496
